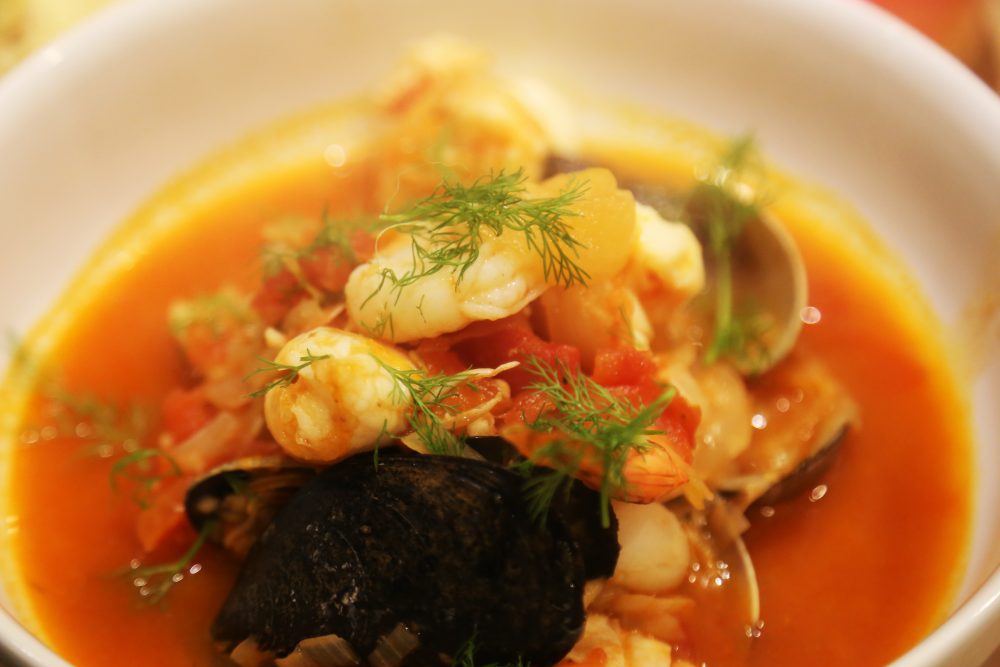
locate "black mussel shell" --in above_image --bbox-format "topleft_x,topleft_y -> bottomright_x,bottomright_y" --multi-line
184,456 -> 317,557
465,436 -> 619,580
212,450 -> 586,666
464,435 -> 524,467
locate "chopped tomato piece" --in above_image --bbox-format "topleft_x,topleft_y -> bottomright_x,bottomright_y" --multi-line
504,345 -> 700,468
136,475 -> 197,553
413,338 -> 469,375
348,228 -> 377,262
452,316 -> 581,394
161,388 -> 216,443
655,391 -> 700,462
299,246 -> 354,293
591,346 -> 657,388
252,269 -> 306,326
503,388 -> 555,425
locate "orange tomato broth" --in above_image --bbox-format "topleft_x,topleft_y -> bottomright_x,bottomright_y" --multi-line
1,99 -> 971,667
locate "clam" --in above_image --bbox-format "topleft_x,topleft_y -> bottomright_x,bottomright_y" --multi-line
715,353 -> 858,509
211,450 -> 593,666
683,182 -> 808,376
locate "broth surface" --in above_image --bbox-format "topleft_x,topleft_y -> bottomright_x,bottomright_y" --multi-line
3,106 -> 971,666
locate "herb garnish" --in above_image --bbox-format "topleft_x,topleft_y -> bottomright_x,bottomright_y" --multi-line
452,633 -> 528,667
124,521 -> 214,604
23,371 -> 151,459
693,136 -> 769,369
167,291 -> 255,337
263,212 -> 380,278
522,357 -> 675,527
366,169 -> 589,306
110,448 -> 182,509
375,360 -> 486,455
245,350 -> 331,398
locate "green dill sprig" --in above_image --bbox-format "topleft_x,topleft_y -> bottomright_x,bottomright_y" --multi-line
516,463 -> 579,526
375,359 -> 487,455
124,521 -> 214,604
9,334 -> 150,458
366,169 -> 589,306
523,357 -> 675,527
451,632 -> 528,667
693,136 -> 770,369
29,376 -> 151,459
110,448 -> 182,509
245,350 -> 331,398
167,291 -> 255,337
263,212 -> 381,277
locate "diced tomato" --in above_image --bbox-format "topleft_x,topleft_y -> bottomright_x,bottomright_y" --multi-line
655,391 -> 700,462
252,268 -> 306,326
594,347 -> 700,462
591,346 -> 657,388
503,388 -> 555,425
452,316 -> 581,394
299,246 -> 353,294
136,475 -> 197,553
503,344 -> 700,467
349,229 -> 377,262
161,388 -> 216,443
593,346 -> 661,401
175,324 -> 230,378
413,338 -> 469,375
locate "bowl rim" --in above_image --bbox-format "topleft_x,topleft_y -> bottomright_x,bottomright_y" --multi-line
0,0 -> 998,665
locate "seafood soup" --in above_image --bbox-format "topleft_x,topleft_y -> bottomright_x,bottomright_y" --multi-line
1,40 -> 971,667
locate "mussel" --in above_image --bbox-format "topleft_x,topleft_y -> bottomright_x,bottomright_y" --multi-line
464,436 -> 620,580
184,455 -> 318,557
210,449 -> 608,666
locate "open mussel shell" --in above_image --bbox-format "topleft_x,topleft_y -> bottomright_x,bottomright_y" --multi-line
184,455 -> 318,557
212,450 -> 587,666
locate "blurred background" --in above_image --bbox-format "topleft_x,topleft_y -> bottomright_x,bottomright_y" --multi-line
2,0 -> 1000,90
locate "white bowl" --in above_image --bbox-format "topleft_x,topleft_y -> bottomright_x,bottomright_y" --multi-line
1,0 -> 998,665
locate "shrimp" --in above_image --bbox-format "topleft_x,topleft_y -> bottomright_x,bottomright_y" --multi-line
345,228 -> 547,343
373,37 -> 551,202
263,327 -> 415,463
345,168 -> 638,343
